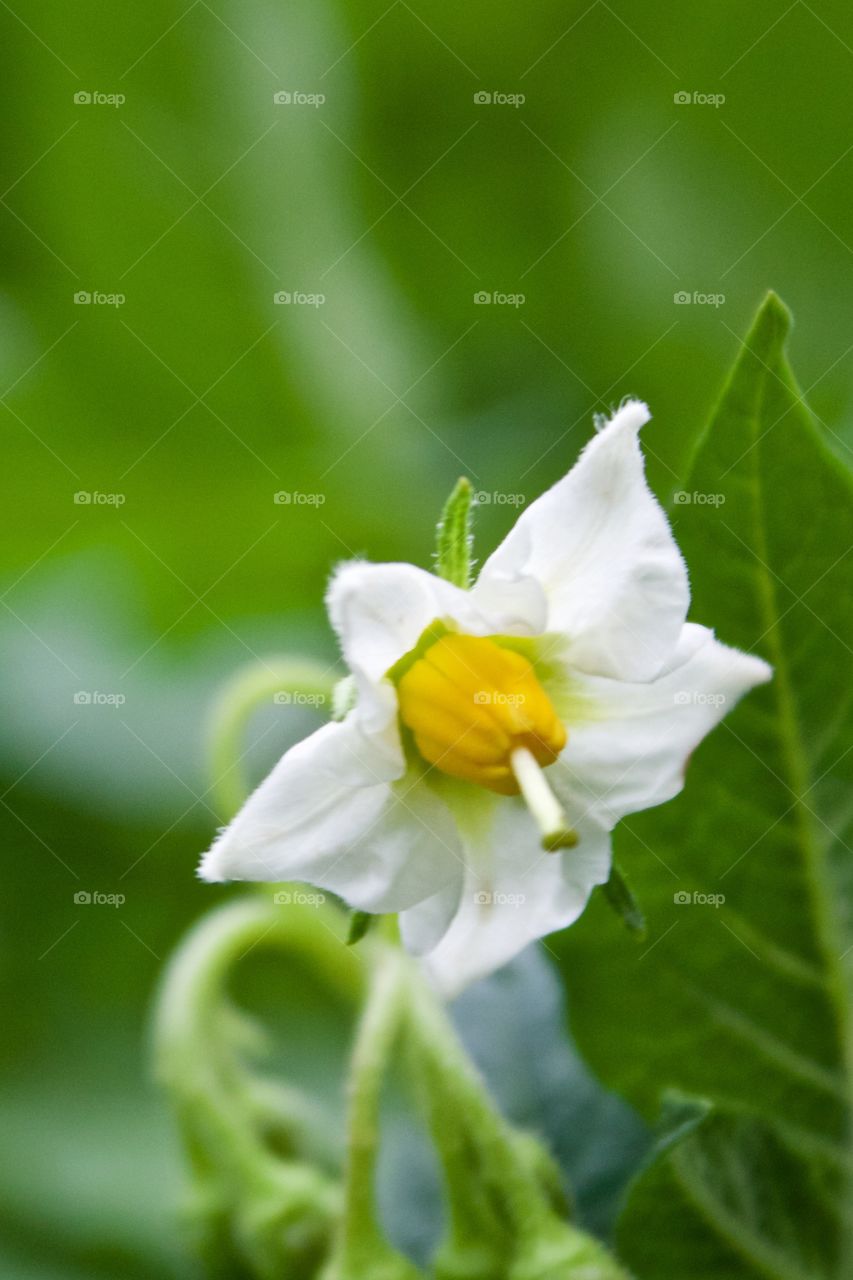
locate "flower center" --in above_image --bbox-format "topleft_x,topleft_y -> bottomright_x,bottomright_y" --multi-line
396,633 -> 577,850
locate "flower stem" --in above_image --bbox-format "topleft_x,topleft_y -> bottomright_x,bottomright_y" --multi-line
401,959 -> 631,1280
323,944 -> 422,1279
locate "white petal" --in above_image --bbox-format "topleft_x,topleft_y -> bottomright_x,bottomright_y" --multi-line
554,623 -> 773,829
467,569 -> 548,635
411,802 -> 611,997
398,873 -> 464,955
327,560 -> 546,728
477,400 -> 689,681
199,713 -> 463,913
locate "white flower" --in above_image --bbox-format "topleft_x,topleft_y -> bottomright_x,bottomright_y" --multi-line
199,401 -> 771,996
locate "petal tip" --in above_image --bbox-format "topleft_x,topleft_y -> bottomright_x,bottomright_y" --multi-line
596,398 -> 651,436
325,557 -> 366,627
197,835 -> 230,883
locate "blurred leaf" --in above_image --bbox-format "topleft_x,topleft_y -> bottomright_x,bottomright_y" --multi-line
0,550 -> 333,824
619,1095 -> 842,1279
554,294 -> 853,1270
452,949 -> 650,1241
0,1079 -> 192,1279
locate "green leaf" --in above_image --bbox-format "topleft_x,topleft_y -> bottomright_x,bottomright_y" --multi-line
553,294 -> 853,1275
435,477 -> 474,588
619,1097 -> 842,1280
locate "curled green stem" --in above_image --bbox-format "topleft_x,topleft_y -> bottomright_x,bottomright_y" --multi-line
156,895 -> 361,1180
155,896 -> 364,1277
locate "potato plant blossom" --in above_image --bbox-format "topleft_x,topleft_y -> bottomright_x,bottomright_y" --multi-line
200,401 -> 771,994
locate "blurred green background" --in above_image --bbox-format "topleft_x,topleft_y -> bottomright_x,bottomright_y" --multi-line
3,1 -> 853,1275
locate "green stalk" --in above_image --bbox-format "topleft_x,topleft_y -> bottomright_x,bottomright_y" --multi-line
322,945 -> 423,1280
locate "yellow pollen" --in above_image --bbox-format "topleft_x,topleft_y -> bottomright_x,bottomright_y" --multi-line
396,634 -> 567,796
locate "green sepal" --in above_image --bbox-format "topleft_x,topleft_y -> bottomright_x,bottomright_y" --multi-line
600,862 -> 646,937
435,476 -> 474,588
346,910 -> 375,947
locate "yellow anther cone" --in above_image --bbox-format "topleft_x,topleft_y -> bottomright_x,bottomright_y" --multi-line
397,634 -> 567,796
